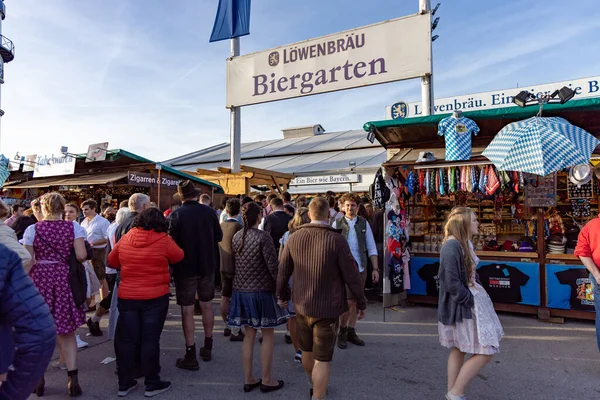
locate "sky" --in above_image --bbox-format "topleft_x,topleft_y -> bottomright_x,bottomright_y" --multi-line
1,0 -> 600,163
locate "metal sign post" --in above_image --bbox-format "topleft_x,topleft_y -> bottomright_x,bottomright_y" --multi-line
419,0 -> 434,116
230,37 -> 241,173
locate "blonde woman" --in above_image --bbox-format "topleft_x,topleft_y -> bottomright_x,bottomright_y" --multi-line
279,207 -> 310,363
438,207 -> 504,400
23,192 -> 88,397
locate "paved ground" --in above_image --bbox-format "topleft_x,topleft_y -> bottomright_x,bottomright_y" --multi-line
29,295 -> 599,400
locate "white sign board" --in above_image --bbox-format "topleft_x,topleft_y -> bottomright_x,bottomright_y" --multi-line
386,76 -> 600,119
33,154 -> 76,178
290,174 -> 361,186
21,154 -> 37,172
86,142 -> 109,162
227,13 -> 431,107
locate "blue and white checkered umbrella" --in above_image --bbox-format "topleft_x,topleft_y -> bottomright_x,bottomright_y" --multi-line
482,116 -> 599,176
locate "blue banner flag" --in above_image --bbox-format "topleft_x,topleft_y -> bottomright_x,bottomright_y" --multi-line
209,0 -> 251,43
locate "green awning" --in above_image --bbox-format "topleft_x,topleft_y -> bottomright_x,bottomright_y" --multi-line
75,149 -> 224,194
363,98 -> 600,149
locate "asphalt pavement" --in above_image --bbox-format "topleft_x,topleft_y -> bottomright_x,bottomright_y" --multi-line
29,295 -> 599,400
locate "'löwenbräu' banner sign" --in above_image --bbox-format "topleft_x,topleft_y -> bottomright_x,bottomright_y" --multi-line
226,13 -> 431,107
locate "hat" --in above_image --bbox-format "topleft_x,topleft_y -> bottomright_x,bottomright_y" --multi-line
416,151 -> 437,163
173,180 -> 201,201
569,164 -> 592,186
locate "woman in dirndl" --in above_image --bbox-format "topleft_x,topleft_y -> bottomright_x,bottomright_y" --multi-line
229,202 -> 288,394
438,207 -> 504,400
23,192 -> 89,397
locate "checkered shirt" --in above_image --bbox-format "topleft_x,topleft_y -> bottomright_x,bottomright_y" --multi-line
438,116 -> 480,161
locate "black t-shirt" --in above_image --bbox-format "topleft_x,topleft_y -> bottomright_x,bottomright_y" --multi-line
388,259 -> 404,294
477,263 -> 530,304
417,262 -> 440,297
555,268 -> 595,311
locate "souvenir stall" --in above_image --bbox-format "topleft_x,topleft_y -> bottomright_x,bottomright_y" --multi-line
365,97 -> 600,320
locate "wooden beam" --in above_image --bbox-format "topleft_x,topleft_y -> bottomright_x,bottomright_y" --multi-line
194,168 -> 222,176
239,165 -> 295,180
271,176 -> 282,194
217,167 -> 233,174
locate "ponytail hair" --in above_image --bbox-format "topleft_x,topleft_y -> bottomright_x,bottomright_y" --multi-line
238,202 -> 262,252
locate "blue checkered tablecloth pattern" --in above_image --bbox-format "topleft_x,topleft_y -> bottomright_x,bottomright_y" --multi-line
438,116 -> 480,161
0,155 -> 10,187
482,117 -> 599,176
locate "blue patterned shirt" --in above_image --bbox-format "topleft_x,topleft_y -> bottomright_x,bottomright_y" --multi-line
438,116 -> 480,161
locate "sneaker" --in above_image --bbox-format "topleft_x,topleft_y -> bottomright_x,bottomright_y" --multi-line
294,350 -> 302,363
117,380 -> 138,397
52,360 -> 67,370
76,335 -> 89,349
346,327 -> 365,346
230,330 -> 245,342
144,381 -> 172,397
446,393 -> 467,400
86,318 -> 103,337
337,327 -> 348,349
224,327 -> 232,337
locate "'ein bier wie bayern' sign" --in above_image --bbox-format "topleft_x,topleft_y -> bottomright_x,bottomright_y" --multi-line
226,13 -> 431,107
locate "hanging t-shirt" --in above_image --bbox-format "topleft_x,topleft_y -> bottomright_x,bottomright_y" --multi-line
476,263 -> 530,304
555,268 -> 595,311
438,116 -> 480,161
417,262 -> 440,297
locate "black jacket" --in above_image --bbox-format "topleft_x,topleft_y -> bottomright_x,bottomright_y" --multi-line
169,202 -> 223,279
263,211 -> 292,251
0,245 -> 56,399
115,211 -> 138,243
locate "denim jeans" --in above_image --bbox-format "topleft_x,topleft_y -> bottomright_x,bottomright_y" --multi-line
592,276 -> 600,352
115,294 -> 169,387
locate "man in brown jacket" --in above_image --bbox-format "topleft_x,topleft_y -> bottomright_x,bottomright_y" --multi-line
277,197 -> 367,400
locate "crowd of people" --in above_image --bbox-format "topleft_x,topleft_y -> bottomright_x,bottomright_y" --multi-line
0,180 -> 520,400
0,183 -> 384,400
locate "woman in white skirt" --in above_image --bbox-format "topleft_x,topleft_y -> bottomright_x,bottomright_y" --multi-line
438,207 -> 504,400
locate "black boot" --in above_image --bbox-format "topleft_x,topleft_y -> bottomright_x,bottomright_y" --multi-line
347,327 -> 365,346
337,326 -> 348,349
176,344 -> 199,371
33,376 -> 45,397
67,369 -> 82,397
200,337 -> 213,362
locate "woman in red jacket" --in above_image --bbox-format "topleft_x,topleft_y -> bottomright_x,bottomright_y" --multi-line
108,208 -> 184,398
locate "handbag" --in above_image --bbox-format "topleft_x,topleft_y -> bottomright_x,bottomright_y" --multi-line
35,227 -> 88,308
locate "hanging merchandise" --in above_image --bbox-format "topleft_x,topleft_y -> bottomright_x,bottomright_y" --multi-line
438,115 -> 481,161
425,169 -> 431,195
406,170 -> 416,197
419,170 -> 426,194
448,167 -> 456,193
486,166 -> 500,195
439,168 -> 446,196
435,169 -> 440,195
471,166 -> 479,193
459,166 -> 466,191
372,167 -> 390,208
466,166 -> 473,192
429,169 -> 436,195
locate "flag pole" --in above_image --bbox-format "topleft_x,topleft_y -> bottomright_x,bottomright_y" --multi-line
230,37 -> 241,173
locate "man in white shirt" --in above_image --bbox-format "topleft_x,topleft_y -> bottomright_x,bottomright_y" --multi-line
332,192 -> 379,349
80,199 -> 111,303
